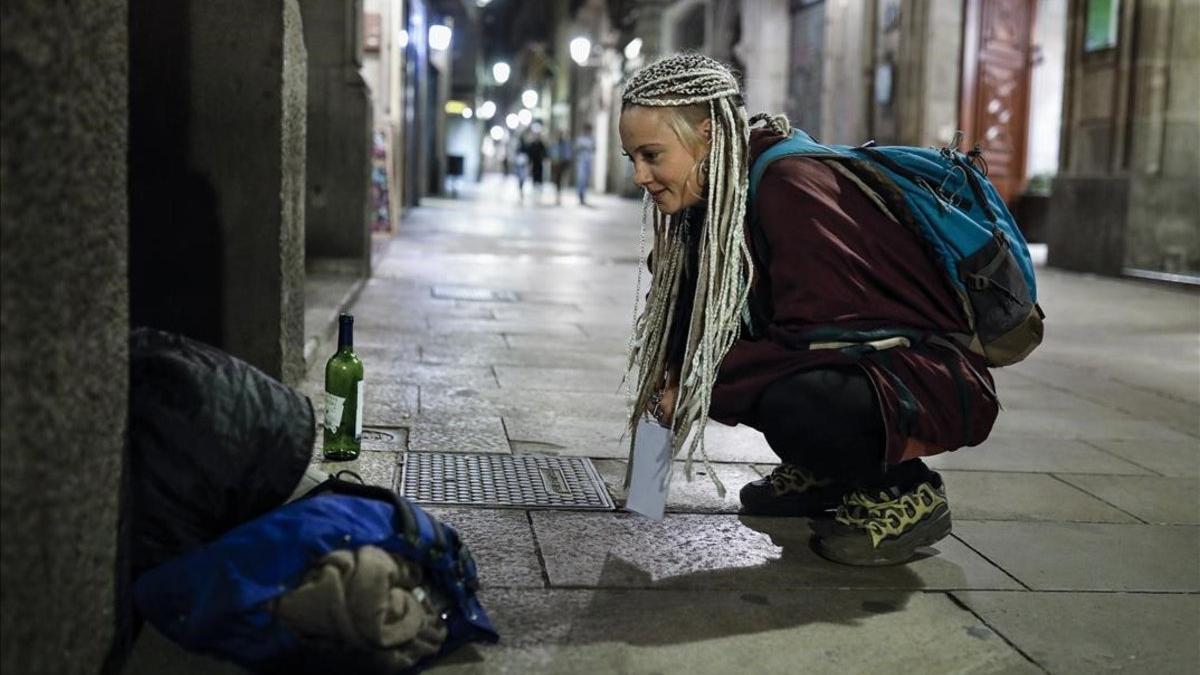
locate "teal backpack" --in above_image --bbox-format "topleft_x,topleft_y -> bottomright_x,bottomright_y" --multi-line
747,129 -> 1044,367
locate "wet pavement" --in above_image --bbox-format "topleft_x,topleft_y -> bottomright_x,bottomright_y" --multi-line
128,175 -> 1199,674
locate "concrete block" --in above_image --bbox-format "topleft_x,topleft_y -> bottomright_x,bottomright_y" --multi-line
953,521 -> 1200,591
940,471 -> 1138,523
593,460 -> 763,514
925,437 -> 1153,475
954,591 -> 1200,674
409,416 -> 509,454
1055,474 -> 1200,524
431,589 -> 1037,675
423,508 -> 545,589
1085,439 -> 1200,478
530,512 -> 1019,591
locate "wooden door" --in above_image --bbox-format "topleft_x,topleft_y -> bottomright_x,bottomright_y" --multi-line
960,0 -> 1036,204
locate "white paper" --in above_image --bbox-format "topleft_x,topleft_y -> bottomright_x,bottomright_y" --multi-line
324,392 -> 345,433
625,416 -> 673,520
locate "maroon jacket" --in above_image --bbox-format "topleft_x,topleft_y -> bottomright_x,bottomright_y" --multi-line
709,129 -> 998,464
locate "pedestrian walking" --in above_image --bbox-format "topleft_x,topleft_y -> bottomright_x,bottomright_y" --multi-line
573,124 -> 595,206
550,131 -> 572,205
513,134 -> 530,200
620,53 -> 1026,566
525,132 -> 549,200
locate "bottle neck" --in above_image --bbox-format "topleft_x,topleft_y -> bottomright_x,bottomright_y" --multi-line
337,319 -> 354,351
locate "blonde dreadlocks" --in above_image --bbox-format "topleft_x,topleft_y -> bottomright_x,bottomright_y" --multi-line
623,53 -> 757,497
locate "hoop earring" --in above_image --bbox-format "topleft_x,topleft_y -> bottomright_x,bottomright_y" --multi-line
686,157 -> 709,200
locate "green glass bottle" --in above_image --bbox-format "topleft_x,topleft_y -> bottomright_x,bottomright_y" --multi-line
323,313 -> 364,460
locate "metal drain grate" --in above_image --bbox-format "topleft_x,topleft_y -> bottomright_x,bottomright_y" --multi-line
399,453 -> 614,510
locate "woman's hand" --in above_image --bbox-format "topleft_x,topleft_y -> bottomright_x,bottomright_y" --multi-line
648,372 -> 679,428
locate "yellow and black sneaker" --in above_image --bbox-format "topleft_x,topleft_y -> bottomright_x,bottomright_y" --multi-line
811,472 -> 951,566
739,463 -> 850,517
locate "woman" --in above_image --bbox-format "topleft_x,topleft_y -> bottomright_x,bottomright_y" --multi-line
620,53 -> 999,566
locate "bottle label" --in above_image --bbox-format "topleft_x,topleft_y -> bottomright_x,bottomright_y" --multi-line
354,380 -> 364,439
324,391 -> 346,432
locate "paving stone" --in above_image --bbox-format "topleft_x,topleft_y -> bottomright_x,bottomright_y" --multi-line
302,380 -> 419,428
504,413 -> 628,459
695,422 -> 780,463
953,521 -> 1200,591
363,382 -> 419,427
367,362 -> 500,390
429,319 -> 586,337
1055,474 -> 1200,524
431,589 -> 1036,675
954,591 -> 1200,675
494,366 -> 625,393
409,416 -> 510,454
925,437 -> 1153,475
312,450 -> 399,488
939,471 -> 1137,523
593,460 -> 762,514
421,386 -> 632,421
505,334 -> 628,355
1083,438 -> 1200,478
988,407 -> 1195,443
423,508 -> 544,589
531,512 -> 1019,591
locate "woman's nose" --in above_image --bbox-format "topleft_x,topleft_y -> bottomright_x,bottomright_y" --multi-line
632,162 -> 652,187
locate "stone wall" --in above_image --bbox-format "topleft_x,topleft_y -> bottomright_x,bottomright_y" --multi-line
129,0 -> 308,384
0,0 -> 129,671
1049,0 -> 1199,276
299,0 -> 372,259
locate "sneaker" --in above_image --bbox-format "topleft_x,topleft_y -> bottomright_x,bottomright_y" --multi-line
739,463 -> 849,517
811,472 -> 951,566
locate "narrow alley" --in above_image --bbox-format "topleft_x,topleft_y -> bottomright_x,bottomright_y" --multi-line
128,176 -> 1199,674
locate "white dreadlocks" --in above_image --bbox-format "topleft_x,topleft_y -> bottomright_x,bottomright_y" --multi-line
622,53 -> 756,497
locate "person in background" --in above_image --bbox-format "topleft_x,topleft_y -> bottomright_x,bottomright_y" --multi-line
550,131 -> 573,205
619,53 -> 1000,566
573,123 -> 596,206
525,132 -> 549,201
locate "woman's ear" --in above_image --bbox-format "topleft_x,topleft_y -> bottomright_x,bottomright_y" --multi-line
700,117 -> 712,143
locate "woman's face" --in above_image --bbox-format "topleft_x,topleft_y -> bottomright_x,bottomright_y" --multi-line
619,106 -> 710,216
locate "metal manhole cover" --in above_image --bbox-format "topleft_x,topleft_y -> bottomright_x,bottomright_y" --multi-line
399,453 -> 614,510
431,286 -> 519,302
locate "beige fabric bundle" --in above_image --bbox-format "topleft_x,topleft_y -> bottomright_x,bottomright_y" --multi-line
274,545 -> 447,672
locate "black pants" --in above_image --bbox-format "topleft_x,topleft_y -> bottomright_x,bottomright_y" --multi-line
752,367 -> 931,490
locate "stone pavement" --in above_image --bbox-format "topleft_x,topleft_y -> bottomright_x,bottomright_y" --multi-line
127,176 -> 1199,674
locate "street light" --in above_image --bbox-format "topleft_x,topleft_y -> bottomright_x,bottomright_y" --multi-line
518,109 -> 533,126
490,126 -> 505,141
569,37 -> 591,66
521,89 -> 539,109
624,38 -> 642,60
428,24 -> 452,51
397,29 -> 409,49
492,62 -> 510,84
462,107 -> 473,119
505,113 -> 519,130
478,100 -> 496,120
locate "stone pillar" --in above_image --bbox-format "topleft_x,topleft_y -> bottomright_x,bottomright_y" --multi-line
129,0 -> 308,385
1048,0 -> 1199,276
299,0 -> 373,271
736,0 -> 790,118
1,0 -> 129,671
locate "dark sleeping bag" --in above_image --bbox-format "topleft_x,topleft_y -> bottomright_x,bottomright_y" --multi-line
128,327 -> 314,575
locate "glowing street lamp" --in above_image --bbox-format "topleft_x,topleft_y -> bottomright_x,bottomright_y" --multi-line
492,61 -> 510,84
505,113 -> 519,130
521,89 -> 539,108
624,37 -> 643,60
477,100 -> 496,120
517,109 -> 533,126
569,37 -> 591,66
462,107 -> 473,119
490,125 -> 505,141
397,29 -> 410,49
428,24 -> 452,50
